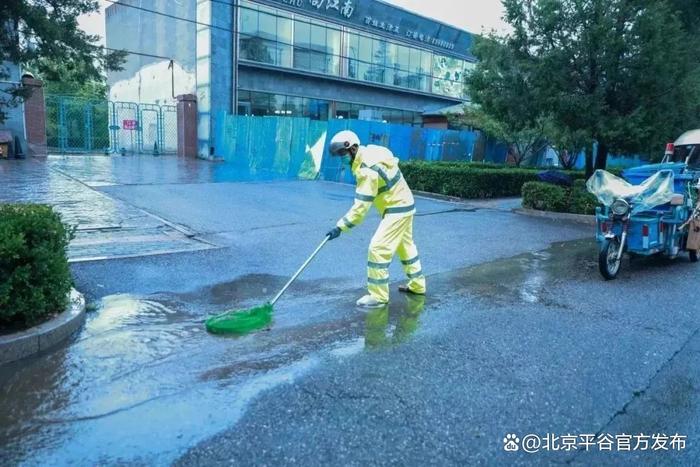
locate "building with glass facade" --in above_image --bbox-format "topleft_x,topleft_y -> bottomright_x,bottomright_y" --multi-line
106,0 -> 475,157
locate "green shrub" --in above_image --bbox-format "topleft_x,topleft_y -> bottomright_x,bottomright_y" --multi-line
401,161 -> 541,198
522,182 -> 570,212
522,180 -> 599,215
0,204 -> 73,329
569,179 -> 598,215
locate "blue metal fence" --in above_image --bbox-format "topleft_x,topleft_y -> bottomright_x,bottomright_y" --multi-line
213,112 -> 481,182
45,96 -> 177,155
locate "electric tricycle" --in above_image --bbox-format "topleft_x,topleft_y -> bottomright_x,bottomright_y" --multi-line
589,130 -> 700,280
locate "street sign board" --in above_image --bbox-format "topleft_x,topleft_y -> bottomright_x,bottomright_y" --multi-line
122,119 -> 138,130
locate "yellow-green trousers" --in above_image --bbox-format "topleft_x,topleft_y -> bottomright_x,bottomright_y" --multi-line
367,214 -> 426,303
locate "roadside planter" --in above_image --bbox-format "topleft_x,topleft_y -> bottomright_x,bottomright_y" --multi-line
0,289 -> 86,365
0,203 -> 79,363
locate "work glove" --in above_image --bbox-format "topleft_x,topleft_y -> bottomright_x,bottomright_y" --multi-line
326,227 -> 342,240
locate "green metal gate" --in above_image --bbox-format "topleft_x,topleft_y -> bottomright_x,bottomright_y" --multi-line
46,96 -> 177,155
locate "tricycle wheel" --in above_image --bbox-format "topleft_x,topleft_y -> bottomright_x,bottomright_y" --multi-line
599,238 -> 622,280
690,250 -> 699,263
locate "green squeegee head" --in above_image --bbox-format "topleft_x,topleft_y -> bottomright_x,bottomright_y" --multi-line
205,303 -> 273,335
206,236 -> 331,336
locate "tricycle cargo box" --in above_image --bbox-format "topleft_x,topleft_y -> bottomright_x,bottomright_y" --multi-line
623,163 -> 695,193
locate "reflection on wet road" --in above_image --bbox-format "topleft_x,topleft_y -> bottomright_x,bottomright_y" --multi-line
0,240 -> 599,465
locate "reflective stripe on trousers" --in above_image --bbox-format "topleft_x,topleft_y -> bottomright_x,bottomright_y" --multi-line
367,214 -> 426,303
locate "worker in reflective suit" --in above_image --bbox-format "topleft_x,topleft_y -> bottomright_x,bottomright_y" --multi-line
326,131 -> 426,308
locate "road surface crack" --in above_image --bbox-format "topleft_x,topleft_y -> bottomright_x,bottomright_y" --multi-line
565,326 -> 700,464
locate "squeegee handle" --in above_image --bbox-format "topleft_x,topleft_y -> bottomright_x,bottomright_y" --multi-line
270,236 -> 331,306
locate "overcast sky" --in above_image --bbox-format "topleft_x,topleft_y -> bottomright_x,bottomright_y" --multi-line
78,0 -> 509,45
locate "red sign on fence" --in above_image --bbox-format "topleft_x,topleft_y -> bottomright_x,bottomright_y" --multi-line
122,119 -> 138,130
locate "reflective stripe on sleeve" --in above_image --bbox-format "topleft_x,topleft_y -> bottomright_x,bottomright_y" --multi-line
342,217 -> 356,229
355,193 -> 375,202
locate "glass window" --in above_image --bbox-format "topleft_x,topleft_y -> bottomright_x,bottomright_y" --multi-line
394,69 -> 408,88
240,10 -> 468,100
240,7 -> 257,36
358,35 -> 373,64
421,51 -> 432,76
396,45 -> 410,71
327,28 -> 341,76
237,90 -> 252,115
304,98 -> 329,120
241,36 -> 273,64
258,11 -> 277,65
384,43 -> 397,85
335,102 -> 351,120
310,24 -> 326,52
308,24 -> 327,73
277,16 -> 293,68
250,92 -> 270,116
367,39 -> 385,83
347,33 -> 360,79
287,96 -> 304,117
409,48 -> 422,74
270,94 -> 287,116
293,20 -> 311,70
239,7 -> 258,62
371,39 -> 384,66
258,11 -> 275,40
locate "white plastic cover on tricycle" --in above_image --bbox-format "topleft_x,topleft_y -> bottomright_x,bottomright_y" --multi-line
586,169 -> 677,215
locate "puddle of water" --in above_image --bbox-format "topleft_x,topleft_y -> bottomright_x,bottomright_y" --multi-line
184,273 -> 349,310
437,239 -> 595,308
0,290 -> 336,466
0,282 -> 430,466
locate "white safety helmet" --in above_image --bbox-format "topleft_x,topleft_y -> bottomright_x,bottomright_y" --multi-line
329,130 -> 361,156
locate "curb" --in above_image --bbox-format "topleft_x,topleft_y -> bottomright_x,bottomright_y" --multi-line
412,191 -> 523,210
0,289 -> 86,366
514,208 -> 596,225
412,190 -> 466,204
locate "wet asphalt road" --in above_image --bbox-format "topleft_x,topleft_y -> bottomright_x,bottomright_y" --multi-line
1,156 -> 700,466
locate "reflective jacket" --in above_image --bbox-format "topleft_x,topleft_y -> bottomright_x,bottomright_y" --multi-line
336,145 -> 416,231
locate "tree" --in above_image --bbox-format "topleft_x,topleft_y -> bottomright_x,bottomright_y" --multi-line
0,0 -> 125,123
462,35 -> 551,167
469,0 -> 700,176
456,105 -> 549,167
547,124 -> 589,169
30,59 -> 108,99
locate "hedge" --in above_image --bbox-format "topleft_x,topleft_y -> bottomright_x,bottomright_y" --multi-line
400,161 -> 541,198
522,180 -> 598,215
0,204 -> 73,329
406,161 -> 623,179
400,161 -> 622,200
